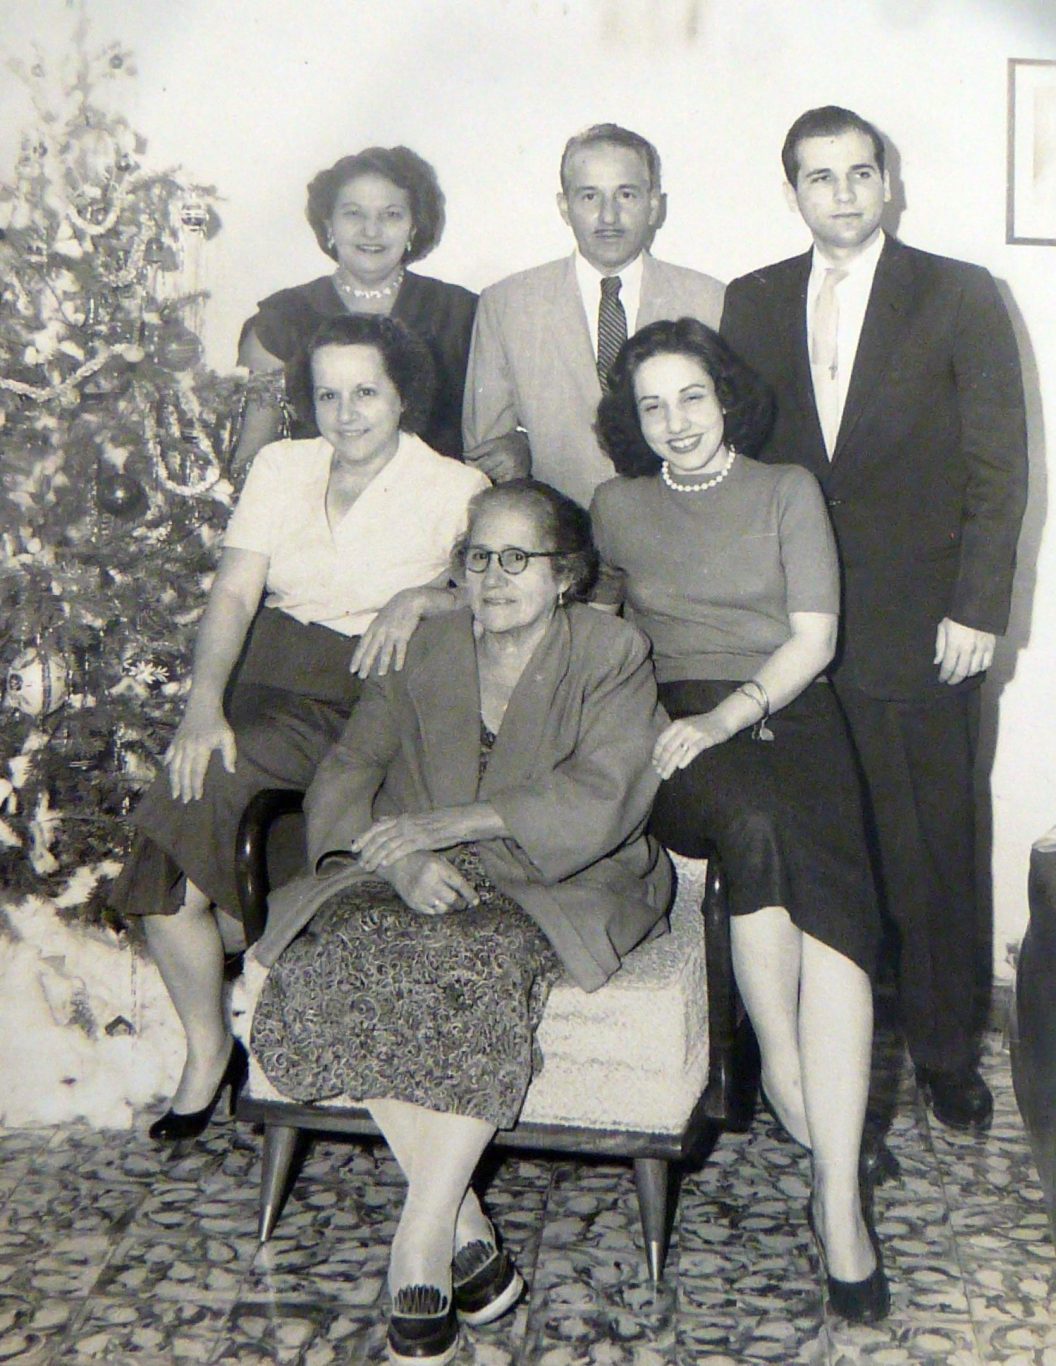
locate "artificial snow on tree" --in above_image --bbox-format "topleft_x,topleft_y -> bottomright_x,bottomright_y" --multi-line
0,22 -> 256,922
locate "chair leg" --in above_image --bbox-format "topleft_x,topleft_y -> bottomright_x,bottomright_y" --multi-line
633,1157 -> 669,1284
259,1124 -> 299,1243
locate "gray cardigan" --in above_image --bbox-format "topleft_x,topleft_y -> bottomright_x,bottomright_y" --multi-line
256,604 -> 672,992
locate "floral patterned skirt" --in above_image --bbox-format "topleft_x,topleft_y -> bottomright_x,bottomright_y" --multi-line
250,845 -> 561,1128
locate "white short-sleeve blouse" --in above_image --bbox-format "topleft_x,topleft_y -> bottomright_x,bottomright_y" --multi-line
223,433 -> 490,637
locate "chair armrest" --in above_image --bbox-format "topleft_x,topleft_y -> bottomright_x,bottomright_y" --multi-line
697,848 -> 751,1127
235,788 -> 305,946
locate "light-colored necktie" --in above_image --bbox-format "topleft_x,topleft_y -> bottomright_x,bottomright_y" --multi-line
811,267 -> 848,456
597,275 -> 627,389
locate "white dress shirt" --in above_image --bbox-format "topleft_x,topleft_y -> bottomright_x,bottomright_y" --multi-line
573,249 -> 645,358
806,229 -> 885,453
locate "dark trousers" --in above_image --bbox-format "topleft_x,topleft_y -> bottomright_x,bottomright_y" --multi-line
833,677 -> 982,1071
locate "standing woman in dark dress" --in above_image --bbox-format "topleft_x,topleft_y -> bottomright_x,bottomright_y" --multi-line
591,318 -> 888,1324
233,146 -> 476,468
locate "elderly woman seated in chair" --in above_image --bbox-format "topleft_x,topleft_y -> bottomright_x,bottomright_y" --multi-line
240,479 -> 672,1366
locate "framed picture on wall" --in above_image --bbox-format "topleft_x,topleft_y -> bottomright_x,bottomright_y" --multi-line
1007,57 -> 1056,244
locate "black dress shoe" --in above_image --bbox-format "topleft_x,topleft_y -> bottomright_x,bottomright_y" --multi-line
148,1039 -> 248,1143
806,1200 -> 891,1324
916,1065 -> 993,1132
452,1227 -> 525,1326
386,1285 -> 458,1366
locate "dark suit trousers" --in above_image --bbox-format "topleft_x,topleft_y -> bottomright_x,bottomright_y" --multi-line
833,678 -> 982,1071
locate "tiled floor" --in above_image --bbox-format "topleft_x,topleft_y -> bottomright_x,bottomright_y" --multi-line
1,1005 -> 1053,1364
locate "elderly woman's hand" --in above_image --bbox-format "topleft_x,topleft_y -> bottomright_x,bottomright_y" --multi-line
352,811 -> 466,870
385,850 -> 479,915
164,704 -> 237,802
652,712 -> 733,780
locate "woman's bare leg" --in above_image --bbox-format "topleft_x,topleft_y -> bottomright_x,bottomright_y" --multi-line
143,881 -> 231,1112
731,907 -> 810,1145
368,1099 -> 496,1298
800,937 -> 875,1281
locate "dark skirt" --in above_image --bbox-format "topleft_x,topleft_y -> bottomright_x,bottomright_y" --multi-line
652,679 -> 879,975
110,609 -> 362,919
251,845 -> 561,1129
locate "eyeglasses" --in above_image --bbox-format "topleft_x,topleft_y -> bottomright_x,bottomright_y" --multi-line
462,546 -> 560,575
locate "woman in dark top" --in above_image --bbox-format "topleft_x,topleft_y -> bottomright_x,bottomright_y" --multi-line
233,146 -> 476,468
591,318 -> 888,1324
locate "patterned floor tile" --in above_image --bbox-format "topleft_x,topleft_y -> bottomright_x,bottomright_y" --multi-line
59,1296 -> 232,1363
825,1316 -> 981,1363
92,1231 -> 253,1302
0,1231 -> 112,1298
0,1173 -> 146,1241
0,1295 -> 82,1365
214,1300 -> 388,1364
240,1224 -> 391,1306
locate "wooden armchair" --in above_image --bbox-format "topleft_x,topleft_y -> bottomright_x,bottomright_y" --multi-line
233,788 -> 750,1282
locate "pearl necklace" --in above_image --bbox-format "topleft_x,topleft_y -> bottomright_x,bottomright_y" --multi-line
333,267 -> 404,301
660,446 -> 737,493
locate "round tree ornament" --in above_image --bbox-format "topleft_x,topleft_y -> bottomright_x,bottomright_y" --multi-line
5,648 -> 69,718
154,321 -> 203,372
97,471 -> 147,518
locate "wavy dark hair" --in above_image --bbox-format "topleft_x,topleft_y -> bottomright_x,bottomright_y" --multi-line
305,146 -> 445,264
287,314 -> 435,435
459,479 -> 599,602
781,105 -> 886,184
595,318 -> 775,477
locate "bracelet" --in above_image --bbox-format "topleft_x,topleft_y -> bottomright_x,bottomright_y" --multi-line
736,679 -> 770,718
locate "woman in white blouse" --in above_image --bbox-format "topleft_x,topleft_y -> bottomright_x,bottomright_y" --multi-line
111,313 -> 488,1143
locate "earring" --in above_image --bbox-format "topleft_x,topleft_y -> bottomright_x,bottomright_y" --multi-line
325,228 -> 335,249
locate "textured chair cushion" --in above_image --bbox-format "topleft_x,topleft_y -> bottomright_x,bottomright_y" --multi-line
244,854 -> 710,1135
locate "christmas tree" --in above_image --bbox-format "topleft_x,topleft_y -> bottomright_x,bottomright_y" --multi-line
0,22 -> 254,921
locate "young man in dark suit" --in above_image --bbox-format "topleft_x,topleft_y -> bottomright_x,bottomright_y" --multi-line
721,106 -> 1028,1131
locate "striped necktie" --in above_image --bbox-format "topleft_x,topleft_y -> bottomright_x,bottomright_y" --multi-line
597,274 -> 627,389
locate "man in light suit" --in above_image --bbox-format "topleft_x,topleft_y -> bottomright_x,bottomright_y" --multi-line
463,123 -> 725,507
722,106 -> 1028,1131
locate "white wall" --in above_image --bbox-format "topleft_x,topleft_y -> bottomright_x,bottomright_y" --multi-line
2,0 -> 1053,975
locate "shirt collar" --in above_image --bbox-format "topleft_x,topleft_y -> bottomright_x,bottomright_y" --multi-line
573,247 -> 645,299
810,228 -> 886,284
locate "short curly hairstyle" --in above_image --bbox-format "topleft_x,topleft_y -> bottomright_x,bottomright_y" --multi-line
287,313 -> 436,436
305,146 -> 445,264
459,479 -> 599,603
595,318 -> 775,476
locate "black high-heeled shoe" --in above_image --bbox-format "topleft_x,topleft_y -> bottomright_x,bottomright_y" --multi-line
148,1038 -> 248,1143
806,1199 -> 890,1323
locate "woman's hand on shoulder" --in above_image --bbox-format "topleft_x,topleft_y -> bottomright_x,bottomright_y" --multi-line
350,585 -> 459,678
164,704 -> 237,802
652,712 -> 732,780
384,850 -> 479,915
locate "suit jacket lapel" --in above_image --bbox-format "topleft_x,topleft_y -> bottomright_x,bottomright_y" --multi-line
833,237 -> 913,458
637,253 -> 669,326
405,611 -> 481,807
780,252 -> 832,476
548,254 -> 603,409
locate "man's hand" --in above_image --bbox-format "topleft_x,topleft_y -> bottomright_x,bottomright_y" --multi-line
934,617 -> 996,685
464,430 -> 531,483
